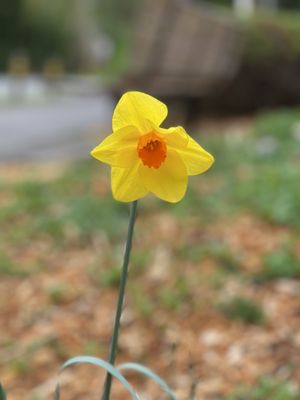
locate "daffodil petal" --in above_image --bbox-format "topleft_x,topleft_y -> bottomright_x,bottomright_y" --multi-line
139,149 -> 187,203
91,126 -> 139,168
177,135 -> 214,175
163,126 -> 214,176
111,163 -> 148,202
112,92 -> 168,133
158,126 -> 188,148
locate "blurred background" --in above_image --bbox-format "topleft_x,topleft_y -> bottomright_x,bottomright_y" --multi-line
0,0 -> 300,399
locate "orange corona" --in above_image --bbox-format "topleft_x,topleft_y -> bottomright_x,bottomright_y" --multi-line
137,132 -> 167,169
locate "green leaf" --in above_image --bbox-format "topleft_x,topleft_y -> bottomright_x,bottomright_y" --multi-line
118,362 -> 177,400
57,356 -> 139,400
0,384 -> 7,400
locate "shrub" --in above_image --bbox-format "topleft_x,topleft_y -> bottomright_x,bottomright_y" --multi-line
219,296 -> 265,325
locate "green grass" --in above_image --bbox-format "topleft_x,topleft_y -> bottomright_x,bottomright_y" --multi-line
15,181 -> 50,213
130,285 -> 154,319
235,163 -> 300,227
243,12 -> 300,61
89,247 -> 151,290
64,195 -> 128,241
258,248 -> 300,281
0,161 -> 129,246
99,266 -> 122,288
10,358 -> 31,376
218,296 -> 265,325
178,240 -> 240,271
158,284 -> 188,312
223,377 -> 300,400
83,340 -> 102,356
47,284 -> 69,304
198,107 -> 300,229
254,108 -> 300,141
0,250 -> 34,277
0,251 -> 18,276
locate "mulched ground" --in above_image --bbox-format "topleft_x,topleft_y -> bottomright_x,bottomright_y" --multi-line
0,159 -> 300,400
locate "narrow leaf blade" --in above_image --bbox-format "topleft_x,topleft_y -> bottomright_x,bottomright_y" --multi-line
118,362 -> 177,400
59,356 -> 139,400
0,384 -> 7,400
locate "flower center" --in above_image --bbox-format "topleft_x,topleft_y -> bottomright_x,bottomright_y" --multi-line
137,132 -> 167,169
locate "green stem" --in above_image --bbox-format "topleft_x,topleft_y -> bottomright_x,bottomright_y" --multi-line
101,200 -> 138,400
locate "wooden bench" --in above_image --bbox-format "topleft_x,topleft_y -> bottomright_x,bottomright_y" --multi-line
119,0 -> 242,98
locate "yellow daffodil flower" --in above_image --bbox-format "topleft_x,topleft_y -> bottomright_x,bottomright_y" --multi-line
91,91 -> 214,203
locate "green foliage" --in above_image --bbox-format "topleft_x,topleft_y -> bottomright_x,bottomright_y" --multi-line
159,288 -> 182,311
195,0 -> 232,8
0,250 -> 31,276
59,356 -> 140,400
255,108 -> 300,140
47,284 -> 68,304
130,285 -> 154,318
223,377 -> 300,400
65,196 -> 126,241
0,0 -> 70,71
89,246 -> 145,289
96,0 -> 136,40
168,186 -> 203,218
32,218 -> 64,242
176,244 -> 206,262
219,296 -> 265,325
208,269 -> 232,290
95,0 -> 137,80
55,162 -> 129,241
236,163 -> 300,227
243,12 -> 300,61
0,251 -> 17,275
83,340 -> 101,356
99,266 -> 121,288
1,161 -> 129,245
199,107 -> 300,229
280,0 -> 300,9
11,358 -> 31,376
170,178 -> 233,223
89,254 -> 120,288
159,276 -> 190,312
259,249 -> 300,281
130,250 -> 151,276
15,181 -> 50,213
177,240 -> 240,272
0,384 -> 6,400
234,109 -> 300,228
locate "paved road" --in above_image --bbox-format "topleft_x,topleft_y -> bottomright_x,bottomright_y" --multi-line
0,78 -> 115,162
